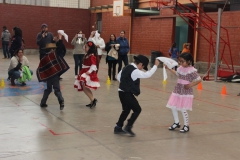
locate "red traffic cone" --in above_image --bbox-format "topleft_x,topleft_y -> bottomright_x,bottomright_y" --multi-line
197,82 -> 202,90
221,86 -> 227,95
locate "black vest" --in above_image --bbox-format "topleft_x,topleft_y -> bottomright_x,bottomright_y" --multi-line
119,65 -> 140,96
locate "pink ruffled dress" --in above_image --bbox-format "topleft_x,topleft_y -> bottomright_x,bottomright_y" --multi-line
166,66 -> 201,111
74,54 -> 100,91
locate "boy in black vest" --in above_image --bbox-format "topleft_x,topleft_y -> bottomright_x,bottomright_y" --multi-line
114,55 -> 160,136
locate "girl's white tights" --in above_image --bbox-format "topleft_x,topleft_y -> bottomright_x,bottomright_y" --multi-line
171,108 -> 189,126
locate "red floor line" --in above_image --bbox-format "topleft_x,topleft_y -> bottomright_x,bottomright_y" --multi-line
194,98 -> 240,111
39,122 -> 77,136
142,85 -> 240,111
151,77 -> 238,97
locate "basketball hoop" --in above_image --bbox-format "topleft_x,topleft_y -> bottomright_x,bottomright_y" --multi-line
113,0 -> 123,17
114,13 -> 120,17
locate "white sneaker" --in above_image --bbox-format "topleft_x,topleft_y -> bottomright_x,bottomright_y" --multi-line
75,75 -> 78,79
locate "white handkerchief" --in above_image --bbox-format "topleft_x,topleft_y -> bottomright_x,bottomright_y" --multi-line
156,57 -> 178,69
94,30 -> 100,38
156,57 -> 178,81
57,30 -> 68,42
163,66 -> 167,81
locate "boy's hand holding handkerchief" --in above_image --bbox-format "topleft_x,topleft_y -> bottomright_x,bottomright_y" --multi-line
156,57 -> 178,81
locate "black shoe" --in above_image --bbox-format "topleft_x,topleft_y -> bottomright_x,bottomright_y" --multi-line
113,78 -> 117,81
90,98 -> 97,108
123,125 -> 135,137
114,126 -> 126,134
180,125 -> 189,133
169,122 -> 181,130
237,93 -> 240,96
21,82 -> 26,86
60,101 -> 64,110
40,104 -> 48,108
59,77 -> 63,80
86,103 -> 91,107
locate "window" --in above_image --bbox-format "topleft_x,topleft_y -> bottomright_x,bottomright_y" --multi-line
97,13 -> 102,32
134,8 -> 160,17
203,0 -> 240,12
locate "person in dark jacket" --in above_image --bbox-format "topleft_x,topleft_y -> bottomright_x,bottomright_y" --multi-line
116,30 -> 130,73
114,55 -> 159,136
53,33 -> 66,80
36,23 -> 54,60
1,26 -> 11,59
54,33 -> 66,58
9,27 -> 23,58
105,34 -> 118,81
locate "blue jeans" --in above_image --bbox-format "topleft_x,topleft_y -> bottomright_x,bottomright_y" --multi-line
73,54 -> 84,75
118,55 -> 129,73
8,69 -> 33,80
2,41 -> 10,58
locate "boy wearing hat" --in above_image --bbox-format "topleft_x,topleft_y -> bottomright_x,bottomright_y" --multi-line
39,43 -> 65,110
36,23 -> 54,60
114,55 -> 160,136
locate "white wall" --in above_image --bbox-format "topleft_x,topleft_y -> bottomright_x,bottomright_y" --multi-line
4,0 -> 90,9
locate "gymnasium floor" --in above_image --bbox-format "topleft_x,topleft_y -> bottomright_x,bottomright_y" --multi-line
0,54 -> 240,160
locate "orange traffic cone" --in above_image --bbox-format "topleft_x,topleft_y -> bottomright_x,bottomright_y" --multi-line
197,82 -> 202,90
221,85 -> 227,95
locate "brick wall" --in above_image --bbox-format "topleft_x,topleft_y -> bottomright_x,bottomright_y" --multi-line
0,3 -> 91,49
101,12 -> 131,45
131,9 -> 174,56
197,11 -> 240,65
91,12 -> 173,57
131,16 -> 173,56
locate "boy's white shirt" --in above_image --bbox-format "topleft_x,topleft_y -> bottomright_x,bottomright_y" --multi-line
117,63 -> 157,91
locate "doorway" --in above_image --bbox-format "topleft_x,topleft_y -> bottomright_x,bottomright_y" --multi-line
174,17 -> 194,53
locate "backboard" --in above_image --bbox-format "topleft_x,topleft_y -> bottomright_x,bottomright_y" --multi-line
113,0 -> 124,17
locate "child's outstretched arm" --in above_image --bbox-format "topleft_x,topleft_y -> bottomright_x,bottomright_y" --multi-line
165,65 -> 177,76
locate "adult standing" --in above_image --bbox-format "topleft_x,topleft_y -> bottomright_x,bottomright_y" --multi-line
9,27 -> 22,58
36,23 -> 54,60
105,34 -> 118,81
116,30 -> 130,73
54,33 -> 67,80
54,33 -> 66,58
1,26 -> 11,59
88,31 -> 105,61
71,30 -> 87,79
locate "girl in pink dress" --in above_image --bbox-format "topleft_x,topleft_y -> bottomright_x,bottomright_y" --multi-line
74,41 -> 100,108
166,52 -> 201,133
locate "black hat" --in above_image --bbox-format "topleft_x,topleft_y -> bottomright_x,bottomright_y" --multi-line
134,55 -> 149,71
41,23 -> 48,28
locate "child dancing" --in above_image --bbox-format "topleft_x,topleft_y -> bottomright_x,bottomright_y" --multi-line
166,52 -> 201,133
74,41 -> 100,108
